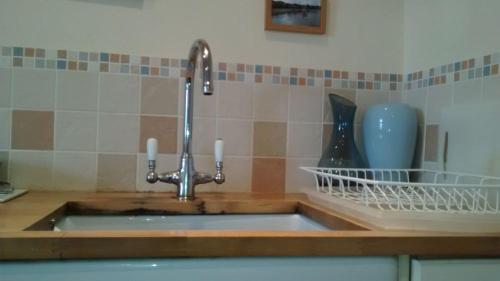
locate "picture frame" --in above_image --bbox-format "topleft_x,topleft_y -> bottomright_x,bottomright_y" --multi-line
265,0 -> 327,34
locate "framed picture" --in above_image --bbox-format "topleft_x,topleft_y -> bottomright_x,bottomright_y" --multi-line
265,0 -> 327,34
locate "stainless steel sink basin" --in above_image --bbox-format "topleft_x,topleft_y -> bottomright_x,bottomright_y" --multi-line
54,214 -> 330,231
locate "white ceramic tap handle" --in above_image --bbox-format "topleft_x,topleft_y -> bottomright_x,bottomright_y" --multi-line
147,138 -> 158,161
215,139 -> 224,163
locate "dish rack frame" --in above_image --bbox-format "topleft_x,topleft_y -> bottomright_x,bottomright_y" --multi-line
300,167 -> 500,215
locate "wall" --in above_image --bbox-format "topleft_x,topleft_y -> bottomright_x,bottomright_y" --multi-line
0,0 -> 404,73
403,0 -> 500,175
403,0 -> 500,73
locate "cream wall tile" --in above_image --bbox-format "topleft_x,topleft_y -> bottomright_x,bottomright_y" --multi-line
0,68 -> 11,107
217,81 -> 253,119
57,71 -> 98,111
389,91 -> 403,103
141,77 -> 178,115
289,86 -> 322,122
136,153 -> 178,192
12,68 -> 55,109
425,85 -> 453,124
483,76 -> 500,102
405,89 -> 427,125
254,83 -> 288,121
454,79 -> 482,105
179,79 -> 217,118
323,89 -> 355,123
287,123 -> 322,158
10,150 -> 53,190
286,158 -> 317,192
55,111 -> 97,151
100,74 -> 140,113
217,157 -> 252,192
53,152 -> 97,191
0,151 -> 8,181
216,119 -> 252,156
97,153 -> 137,191
0,109 -> 11,149
355,90 -> 390,125
177,118 -> 216,155
191,154 -> 217,191
98,114 -> 139,153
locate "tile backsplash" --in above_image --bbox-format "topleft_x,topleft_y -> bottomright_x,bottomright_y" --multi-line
0,45 -> 409,193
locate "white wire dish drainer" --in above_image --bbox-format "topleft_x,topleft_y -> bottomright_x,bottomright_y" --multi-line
300,167 -> 500,215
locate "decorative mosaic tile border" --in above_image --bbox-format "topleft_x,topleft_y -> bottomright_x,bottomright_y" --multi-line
0,46 -> 402,91
405,52 -> 500,90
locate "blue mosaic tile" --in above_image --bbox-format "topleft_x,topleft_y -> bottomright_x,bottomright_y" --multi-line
407,74 -> 412,81
35,59 -> 45,68
2,47 -> 12,56
181,59 -> 188,68
13,47 -> 23,57
218,72 -> 226,80
341,80 -> 348,89
273,75 -> 280,84
79,52 -> 89,61
454,62 -> 461,71
160,67 -> 169,77
468,69 -> 475,79
417,80 -> 423,88
289,77 -> 297,85
57,60 -> 66,69
429,78 -> 434,86
484,66 -> 491,76
441,65 -> 447,73
100,53 -> 109,62
324,70 -> 332,78
374,81 -> 381,90
120,64 -> 129,74
390,83 -> 397,91
140,66 -> 149,75
307,78 -> 314,86
357,81 -> 365,89
255,65 -> 263,74
390,74 -> 397,82
237,73 -> 245,81
476,68 -> 483,78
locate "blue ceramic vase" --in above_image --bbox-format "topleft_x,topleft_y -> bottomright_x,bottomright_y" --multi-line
362,103 -> 417,169
318,94 -> 366,170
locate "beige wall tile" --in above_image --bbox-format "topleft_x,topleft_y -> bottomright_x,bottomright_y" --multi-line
98,114 -> 139,153
425,85 -> 452,124
424,124 -> 439,162
97,153 -> 137,191
136,153 -> 178,192
289,86 -> 322,122
251,157 -> 286,193
254,84 -> 288,121
0,151 -> 8,181
322,123 -> 332,152
55,111 -> 97,151
217,81 -> 253,119
355,90 -> 390,125
405,89 -> 427,125
217,156 -> 252,192
287,123 -> 322,158
0,109 -> 11,149
454,79 -> 482,105
286,158 -> 317,192
323,89 -> 355,123
0,68 -> 11,107
100,74 -> 139,113
253,121 -> 287,157
389,91 -> 403,103
10,150 -> 53,190
12,110 -> 54,150
139,115 -> 177,154
190,154 -> 217,192
12,68 -> 55,109
57,71 -> 98,111
177,118 -> 216,155
141,77 -> 178,115
217,119 -> 252,156
53,152 -> 97,191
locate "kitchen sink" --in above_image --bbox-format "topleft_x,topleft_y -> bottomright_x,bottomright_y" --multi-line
25,198 -> 367,232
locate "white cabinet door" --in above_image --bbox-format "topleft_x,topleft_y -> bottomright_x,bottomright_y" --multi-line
1,257 -> 397,281
411,259 -> 500,281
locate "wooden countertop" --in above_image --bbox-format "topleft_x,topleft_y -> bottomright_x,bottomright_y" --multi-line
1,191 -> 500,260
